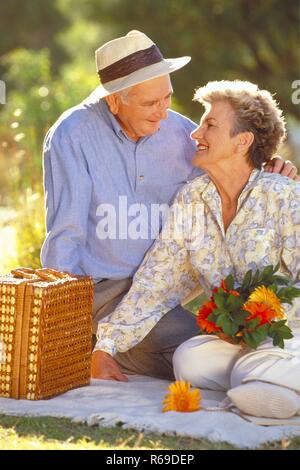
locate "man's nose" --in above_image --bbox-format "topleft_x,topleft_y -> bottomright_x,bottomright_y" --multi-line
154,100 -> 168,119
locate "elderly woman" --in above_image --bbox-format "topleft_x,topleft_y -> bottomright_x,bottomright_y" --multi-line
170,81 -> 300,419
96,80 -> 300,419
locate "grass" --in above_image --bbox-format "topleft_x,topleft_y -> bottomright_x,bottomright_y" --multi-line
0,414 -> 299,450
0,415 -> 236,450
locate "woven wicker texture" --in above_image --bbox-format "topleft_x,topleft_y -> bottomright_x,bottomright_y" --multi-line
0,268 -> 93,399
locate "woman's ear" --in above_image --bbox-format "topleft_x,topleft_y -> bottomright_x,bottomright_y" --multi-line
104,94 -> 120,115
237,131 -> 254,153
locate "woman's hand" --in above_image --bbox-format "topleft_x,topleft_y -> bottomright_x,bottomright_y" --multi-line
91,350 -> 128,382
264,155 -> 300,181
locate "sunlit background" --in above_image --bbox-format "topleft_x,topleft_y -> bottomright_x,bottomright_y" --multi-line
0,0 -> 299,273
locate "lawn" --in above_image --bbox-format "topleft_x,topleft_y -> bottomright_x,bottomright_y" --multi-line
0,414 -> 299,450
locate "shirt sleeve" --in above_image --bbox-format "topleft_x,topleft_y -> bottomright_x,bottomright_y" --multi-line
94,190 -> 200,356
40,124 -> 92,275
279,183 -> 300,326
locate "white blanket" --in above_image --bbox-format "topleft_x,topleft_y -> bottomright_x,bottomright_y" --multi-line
0,376 -> 299,449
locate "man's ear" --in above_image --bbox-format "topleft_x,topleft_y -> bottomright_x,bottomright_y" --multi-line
236,131 -> 254,154
104,94 -> 120,115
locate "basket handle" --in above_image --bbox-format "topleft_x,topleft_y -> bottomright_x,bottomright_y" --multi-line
11,267 -> 72,282
11,268 -> 39,279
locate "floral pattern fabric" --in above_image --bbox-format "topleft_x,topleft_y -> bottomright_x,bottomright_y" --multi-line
95,169 -> 300,356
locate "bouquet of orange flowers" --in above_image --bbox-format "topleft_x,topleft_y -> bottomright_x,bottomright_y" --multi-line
197,264 -> 300,349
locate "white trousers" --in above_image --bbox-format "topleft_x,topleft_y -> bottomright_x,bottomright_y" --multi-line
173,332 -> 300,393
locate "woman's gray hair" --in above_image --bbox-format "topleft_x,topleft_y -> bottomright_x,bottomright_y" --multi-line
194,80 -> 286,168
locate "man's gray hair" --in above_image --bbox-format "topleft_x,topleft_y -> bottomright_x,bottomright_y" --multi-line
118,87 -> 133,103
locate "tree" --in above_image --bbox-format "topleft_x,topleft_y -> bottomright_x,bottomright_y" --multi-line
66,0 -> 299,119
0,0 -> 69,70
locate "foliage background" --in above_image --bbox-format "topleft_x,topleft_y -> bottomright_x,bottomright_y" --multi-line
0,0 -> 299,272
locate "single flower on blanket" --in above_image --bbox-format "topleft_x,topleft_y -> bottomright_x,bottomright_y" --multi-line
162,381 -> 201,412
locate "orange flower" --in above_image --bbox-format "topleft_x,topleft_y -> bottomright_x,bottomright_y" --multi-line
247,286 -> 285,319
162,381 -> 201,412
243,301 -> 277,326
197,301 -> 221,333
213,279 -> 240,297
228,289 -> 240,297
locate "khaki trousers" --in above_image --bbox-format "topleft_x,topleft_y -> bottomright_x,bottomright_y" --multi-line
93,279 -> 199,380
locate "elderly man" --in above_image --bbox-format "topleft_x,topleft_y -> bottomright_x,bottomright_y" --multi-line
41,30 -> 298,382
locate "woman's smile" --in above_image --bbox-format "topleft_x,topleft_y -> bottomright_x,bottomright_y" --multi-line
196,143 -> 209,151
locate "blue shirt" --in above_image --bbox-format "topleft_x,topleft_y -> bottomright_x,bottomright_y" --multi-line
41,92 -> 202,281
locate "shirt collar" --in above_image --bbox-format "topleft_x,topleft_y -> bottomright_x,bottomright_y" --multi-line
98,99 -> 130,142
201,167 -> 263,200
242,167 -> 264,192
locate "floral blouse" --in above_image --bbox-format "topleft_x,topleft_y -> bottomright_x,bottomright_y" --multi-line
95,169 -> 300,356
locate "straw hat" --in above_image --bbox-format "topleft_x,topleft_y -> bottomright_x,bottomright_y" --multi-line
94,30 -> 191,98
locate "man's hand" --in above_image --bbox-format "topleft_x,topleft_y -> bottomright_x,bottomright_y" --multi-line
264,155 -> 300,181
91,350 -> 128,382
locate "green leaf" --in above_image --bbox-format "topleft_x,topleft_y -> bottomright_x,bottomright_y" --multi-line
221,318 -> 239,336
277,287 -> 286,297
273,262 -> 280,274
225,294 -> 244,311
255,324 -> 269,341
252,269 -> 260,285
278,287 -> 300,303
215,313 -> 229,327
279,331 -> 294,340
288,287 -> 300,297
272,275 -> 290,285
213,292 -> 226,309
224,274 -> 234,291
210,308 -> 227,316
277,324 -> 293,333
243,332 -> 259,349
230,323 -> 239,335
245,317 -> 260,329
257,323 -> 269,333
241,270 -> 252,290
272,335 -> 285,349
276,327 -> 294,339
269,320 -> 288,331
221,318 -> 232,335
251,328 -> 268,344
232,310 -> 249,325
262,265 -> 274,278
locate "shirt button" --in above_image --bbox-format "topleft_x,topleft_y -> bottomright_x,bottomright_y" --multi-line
139,175 -> 144,181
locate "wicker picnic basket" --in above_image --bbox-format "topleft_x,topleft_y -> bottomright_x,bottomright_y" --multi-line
0,267 -> 93,400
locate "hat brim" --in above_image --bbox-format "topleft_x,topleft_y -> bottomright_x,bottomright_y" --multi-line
92,56 -> 191,99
